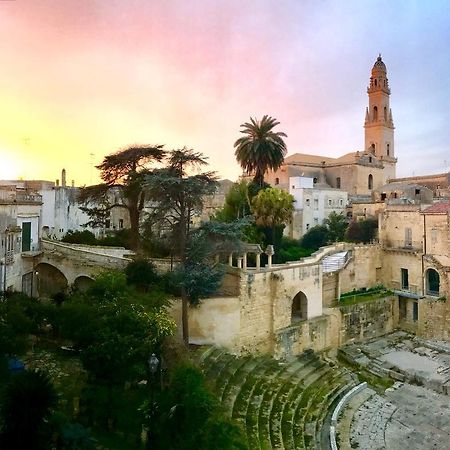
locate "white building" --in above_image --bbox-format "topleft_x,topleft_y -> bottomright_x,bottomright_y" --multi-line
286,176 -> 348,239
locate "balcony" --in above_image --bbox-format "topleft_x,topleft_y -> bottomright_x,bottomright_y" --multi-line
382,239 -> 423,252
391,280 -> 421,298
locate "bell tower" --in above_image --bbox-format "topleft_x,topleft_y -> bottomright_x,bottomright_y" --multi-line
364,55 -> 396,181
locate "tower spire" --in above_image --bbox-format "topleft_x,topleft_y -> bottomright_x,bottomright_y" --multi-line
364,55 -> 396,181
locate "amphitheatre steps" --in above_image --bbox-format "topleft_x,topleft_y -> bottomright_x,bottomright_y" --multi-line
199,347 -> 357,450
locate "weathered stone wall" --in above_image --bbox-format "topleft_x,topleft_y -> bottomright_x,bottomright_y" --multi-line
337,296 -> 398,344
238,263 -> 322,353
170,297 -> 241,349
338,245 -> 382,294
323,272 -> 339,306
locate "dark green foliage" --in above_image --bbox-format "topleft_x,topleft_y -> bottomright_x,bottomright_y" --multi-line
234,115 -> 287,186
345,218 -> 378,243
300,225 -> 329,251
276,237 -> 314,263
144,365 -> 247,450
125,259 -> 160,292
324,212 -> 348,243
0,370 -> 57,449
62,230 -> 98,245
97,229 -> 132,249
79,145 -> 165,251
213,180 -> 251,222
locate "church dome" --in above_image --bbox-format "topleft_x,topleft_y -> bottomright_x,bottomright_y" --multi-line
372,55 -> 386,73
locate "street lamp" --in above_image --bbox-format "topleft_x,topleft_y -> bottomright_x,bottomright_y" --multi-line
148,353 -> 159,375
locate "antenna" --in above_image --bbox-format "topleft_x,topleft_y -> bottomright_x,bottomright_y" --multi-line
90,153 -> 94,185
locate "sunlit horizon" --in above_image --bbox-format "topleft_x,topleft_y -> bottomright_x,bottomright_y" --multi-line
1,1 -> 449,185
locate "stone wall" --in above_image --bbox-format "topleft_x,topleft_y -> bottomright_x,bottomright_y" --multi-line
170,297 -> 241,349
337,296 -> 398,344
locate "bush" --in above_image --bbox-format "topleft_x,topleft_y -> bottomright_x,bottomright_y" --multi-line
62,230 -> 97,245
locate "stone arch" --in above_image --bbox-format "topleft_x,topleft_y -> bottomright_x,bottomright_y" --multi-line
73,275 -> 94,293
35,262 -> 68,298
291,291 -> 308,323
368,174 -> 373,190
426,268 -> 440,296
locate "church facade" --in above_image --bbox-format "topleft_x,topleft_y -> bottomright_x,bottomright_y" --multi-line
266,55 -> 397,199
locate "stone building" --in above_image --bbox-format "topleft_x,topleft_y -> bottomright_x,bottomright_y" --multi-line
266,56 -> 397,200
389,172 -> 450,198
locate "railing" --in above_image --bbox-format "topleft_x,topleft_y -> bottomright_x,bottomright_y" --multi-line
391,280 -> 420,295
382,239 -> 422,251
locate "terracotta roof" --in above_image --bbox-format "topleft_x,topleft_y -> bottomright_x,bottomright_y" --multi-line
422,201 -> 450,214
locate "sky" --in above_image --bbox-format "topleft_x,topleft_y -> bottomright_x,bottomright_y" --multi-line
0,0 -> 449,185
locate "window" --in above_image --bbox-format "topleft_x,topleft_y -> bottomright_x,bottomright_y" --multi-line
413,302 -> 418,322
373,106 -> 378,121
336,177 -> 341,188
426,269 -> 440,296
313,199 -> 319,210
328,199 -> 332,206
306,224 -> 310,231
387,143 -> 390,156
305,198 -> 310,206
381,193 -> 387,201
119,219 -> 124,229
374,79 -> 377,86
313,177 -> 318,184
384,107 -> 387,121
401,268 -> 409,290
369,157 -> 372,163
368,174 -> 373,190
431,229 -> 437,243
405,228 -> 412,247
415,189 -> 420,196
339,199 -> 343,207
275,177 -> 280,185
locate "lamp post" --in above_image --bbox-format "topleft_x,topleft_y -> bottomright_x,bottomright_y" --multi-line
147,353 -> 159,449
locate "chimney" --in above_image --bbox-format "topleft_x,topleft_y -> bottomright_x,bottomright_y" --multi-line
56,179 -> 59,187
61,169 -> 66,187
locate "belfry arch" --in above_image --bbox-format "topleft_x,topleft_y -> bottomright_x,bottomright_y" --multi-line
291,291 -> 308,323
35,263 -> 68,298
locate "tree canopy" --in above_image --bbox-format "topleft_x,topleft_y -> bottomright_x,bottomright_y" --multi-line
79,145 -> 165,251
234,115 -> 287,186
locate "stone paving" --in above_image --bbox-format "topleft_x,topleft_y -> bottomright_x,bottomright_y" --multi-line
338,332 -> 450,450
340,331 -> 450,394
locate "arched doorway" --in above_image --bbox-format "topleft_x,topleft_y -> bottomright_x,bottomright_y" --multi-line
292,291 -> 308,323
35,263 -> 68,298
426,268 -> 440,296
73,276 -> 94,293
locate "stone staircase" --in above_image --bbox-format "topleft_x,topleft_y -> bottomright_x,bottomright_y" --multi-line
199,348 -> 358,450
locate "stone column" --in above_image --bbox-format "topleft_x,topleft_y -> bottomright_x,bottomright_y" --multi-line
255,253 -> 261,270
237,257 -> 243,269
228,253 -> 233,267
242,253 -> 247,270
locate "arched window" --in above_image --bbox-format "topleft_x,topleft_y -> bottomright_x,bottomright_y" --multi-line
292,291 -> 308,323
384,107 -> 387,121
426,269 -> 440,296
368,174 -> 373,190
275,177 -> 280,185
373,106 -> 378,121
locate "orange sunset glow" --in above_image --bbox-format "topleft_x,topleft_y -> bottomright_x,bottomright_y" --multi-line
0,1 -> 449,184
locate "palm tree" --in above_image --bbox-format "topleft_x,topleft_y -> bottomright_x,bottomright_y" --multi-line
234,115 -> 287,186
